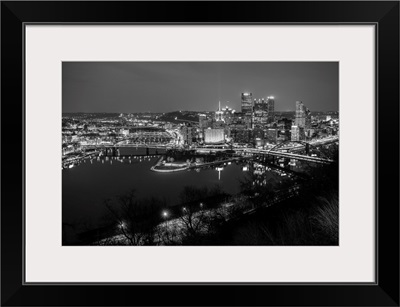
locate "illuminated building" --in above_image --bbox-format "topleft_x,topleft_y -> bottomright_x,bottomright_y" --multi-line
241,92 -> 253,115
215,101 -> 224,122
204,128 -> 225,144
267,96 -> 275,124
252,127 -> 265,141
254,138 -> 264,147
252,96 -> 275,127
295,101 -> 311,128
221,104 -> 235,125
231,128 -> 251,144
199,114 -> 208,129
253,98 -> 268,127
120,129 -> 130,136
266,128 -> 278,144
180,124 -> 194,145
291,125 -> 305,141
277,118 -> 292,141
291,125 -> 299,141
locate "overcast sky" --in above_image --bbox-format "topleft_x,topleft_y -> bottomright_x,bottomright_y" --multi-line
62,62 -> 338,113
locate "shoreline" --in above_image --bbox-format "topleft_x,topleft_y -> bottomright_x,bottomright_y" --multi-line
150,156 -> 189,172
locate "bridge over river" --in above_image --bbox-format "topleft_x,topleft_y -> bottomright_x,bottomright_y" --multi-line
79,136 -> 338,165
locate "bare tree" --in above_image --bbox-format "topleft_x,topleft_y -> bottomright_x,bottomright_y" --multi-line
179,204 -> 210,242
104,190 -> 164,245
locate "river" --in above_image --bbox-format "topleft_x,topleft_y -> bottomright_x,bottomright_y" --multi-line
62,148 -> 255,229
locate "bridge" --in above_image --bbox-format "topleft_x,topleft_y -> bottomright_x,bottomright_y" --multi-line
79,136 -> 337,164
268,136 -> 338,153
81,142 -> 178,150
79,144 -> 334,164
234,148 -> 335,164
93,144 -> 334,164
62,150 -> 100,168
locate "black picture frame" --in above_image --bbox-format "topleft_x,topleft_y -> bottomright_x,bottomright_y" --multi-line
1,1 -> 399,306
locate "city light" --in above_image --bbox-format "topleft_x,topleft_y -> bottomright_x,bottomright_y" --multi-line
61,63 -> 339,247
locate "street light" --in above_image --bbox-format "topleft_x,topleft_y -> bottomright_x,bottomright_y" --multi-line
162,210 -> 169,218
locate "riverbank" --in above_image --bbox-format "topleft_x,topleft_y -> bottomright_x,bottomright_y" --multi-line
150,156 -> 189,172
150,155 -> 250,173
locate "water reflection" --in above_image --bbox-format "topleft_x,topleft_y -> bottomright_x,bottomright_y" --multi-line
62,147 -> 301,237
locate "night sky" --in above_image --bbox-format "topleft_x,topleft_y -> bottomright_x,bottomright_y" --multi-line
62,62 -> 338,113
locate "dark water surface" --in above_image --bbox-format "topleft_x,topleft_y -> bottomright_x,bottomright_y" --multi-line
62,148 -> 248,227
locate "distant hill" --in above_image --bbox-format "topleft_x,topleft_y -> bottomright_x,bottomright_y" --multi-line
62,113 -> 120,119
158,111 -> 200,124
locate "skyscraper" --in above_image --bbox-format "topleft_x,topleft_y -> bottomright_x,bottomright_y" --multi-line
221,104 -> 235,125
294,101 -> 311,128
253,98 -> 267,114
215,101 -> 224,122
253,98 -> 268,127
291,125 -> 300,141
199,114 -> 208,129
252,96 -> 275,127
267,96 -> 275,124
180,124 -> 193,145
241,92 -> 253,115
266,128 -> 278,144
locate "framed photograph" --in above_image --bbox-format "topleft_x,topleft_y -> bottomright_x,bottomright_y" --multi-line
1,1 -> 399,306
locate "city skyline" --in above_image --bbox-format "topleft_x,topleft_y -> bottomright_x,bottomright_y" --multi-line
62,61 -> 339,246
62,62 -> 339,113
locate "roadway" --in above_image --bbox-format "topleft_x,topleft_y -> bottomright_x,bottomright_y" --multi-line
80,136 -> 338,164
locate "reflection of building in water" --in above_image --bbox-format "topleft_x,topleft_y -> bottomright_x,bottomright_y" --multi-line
216,166 -> 223,180
204,128 -> 225,144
